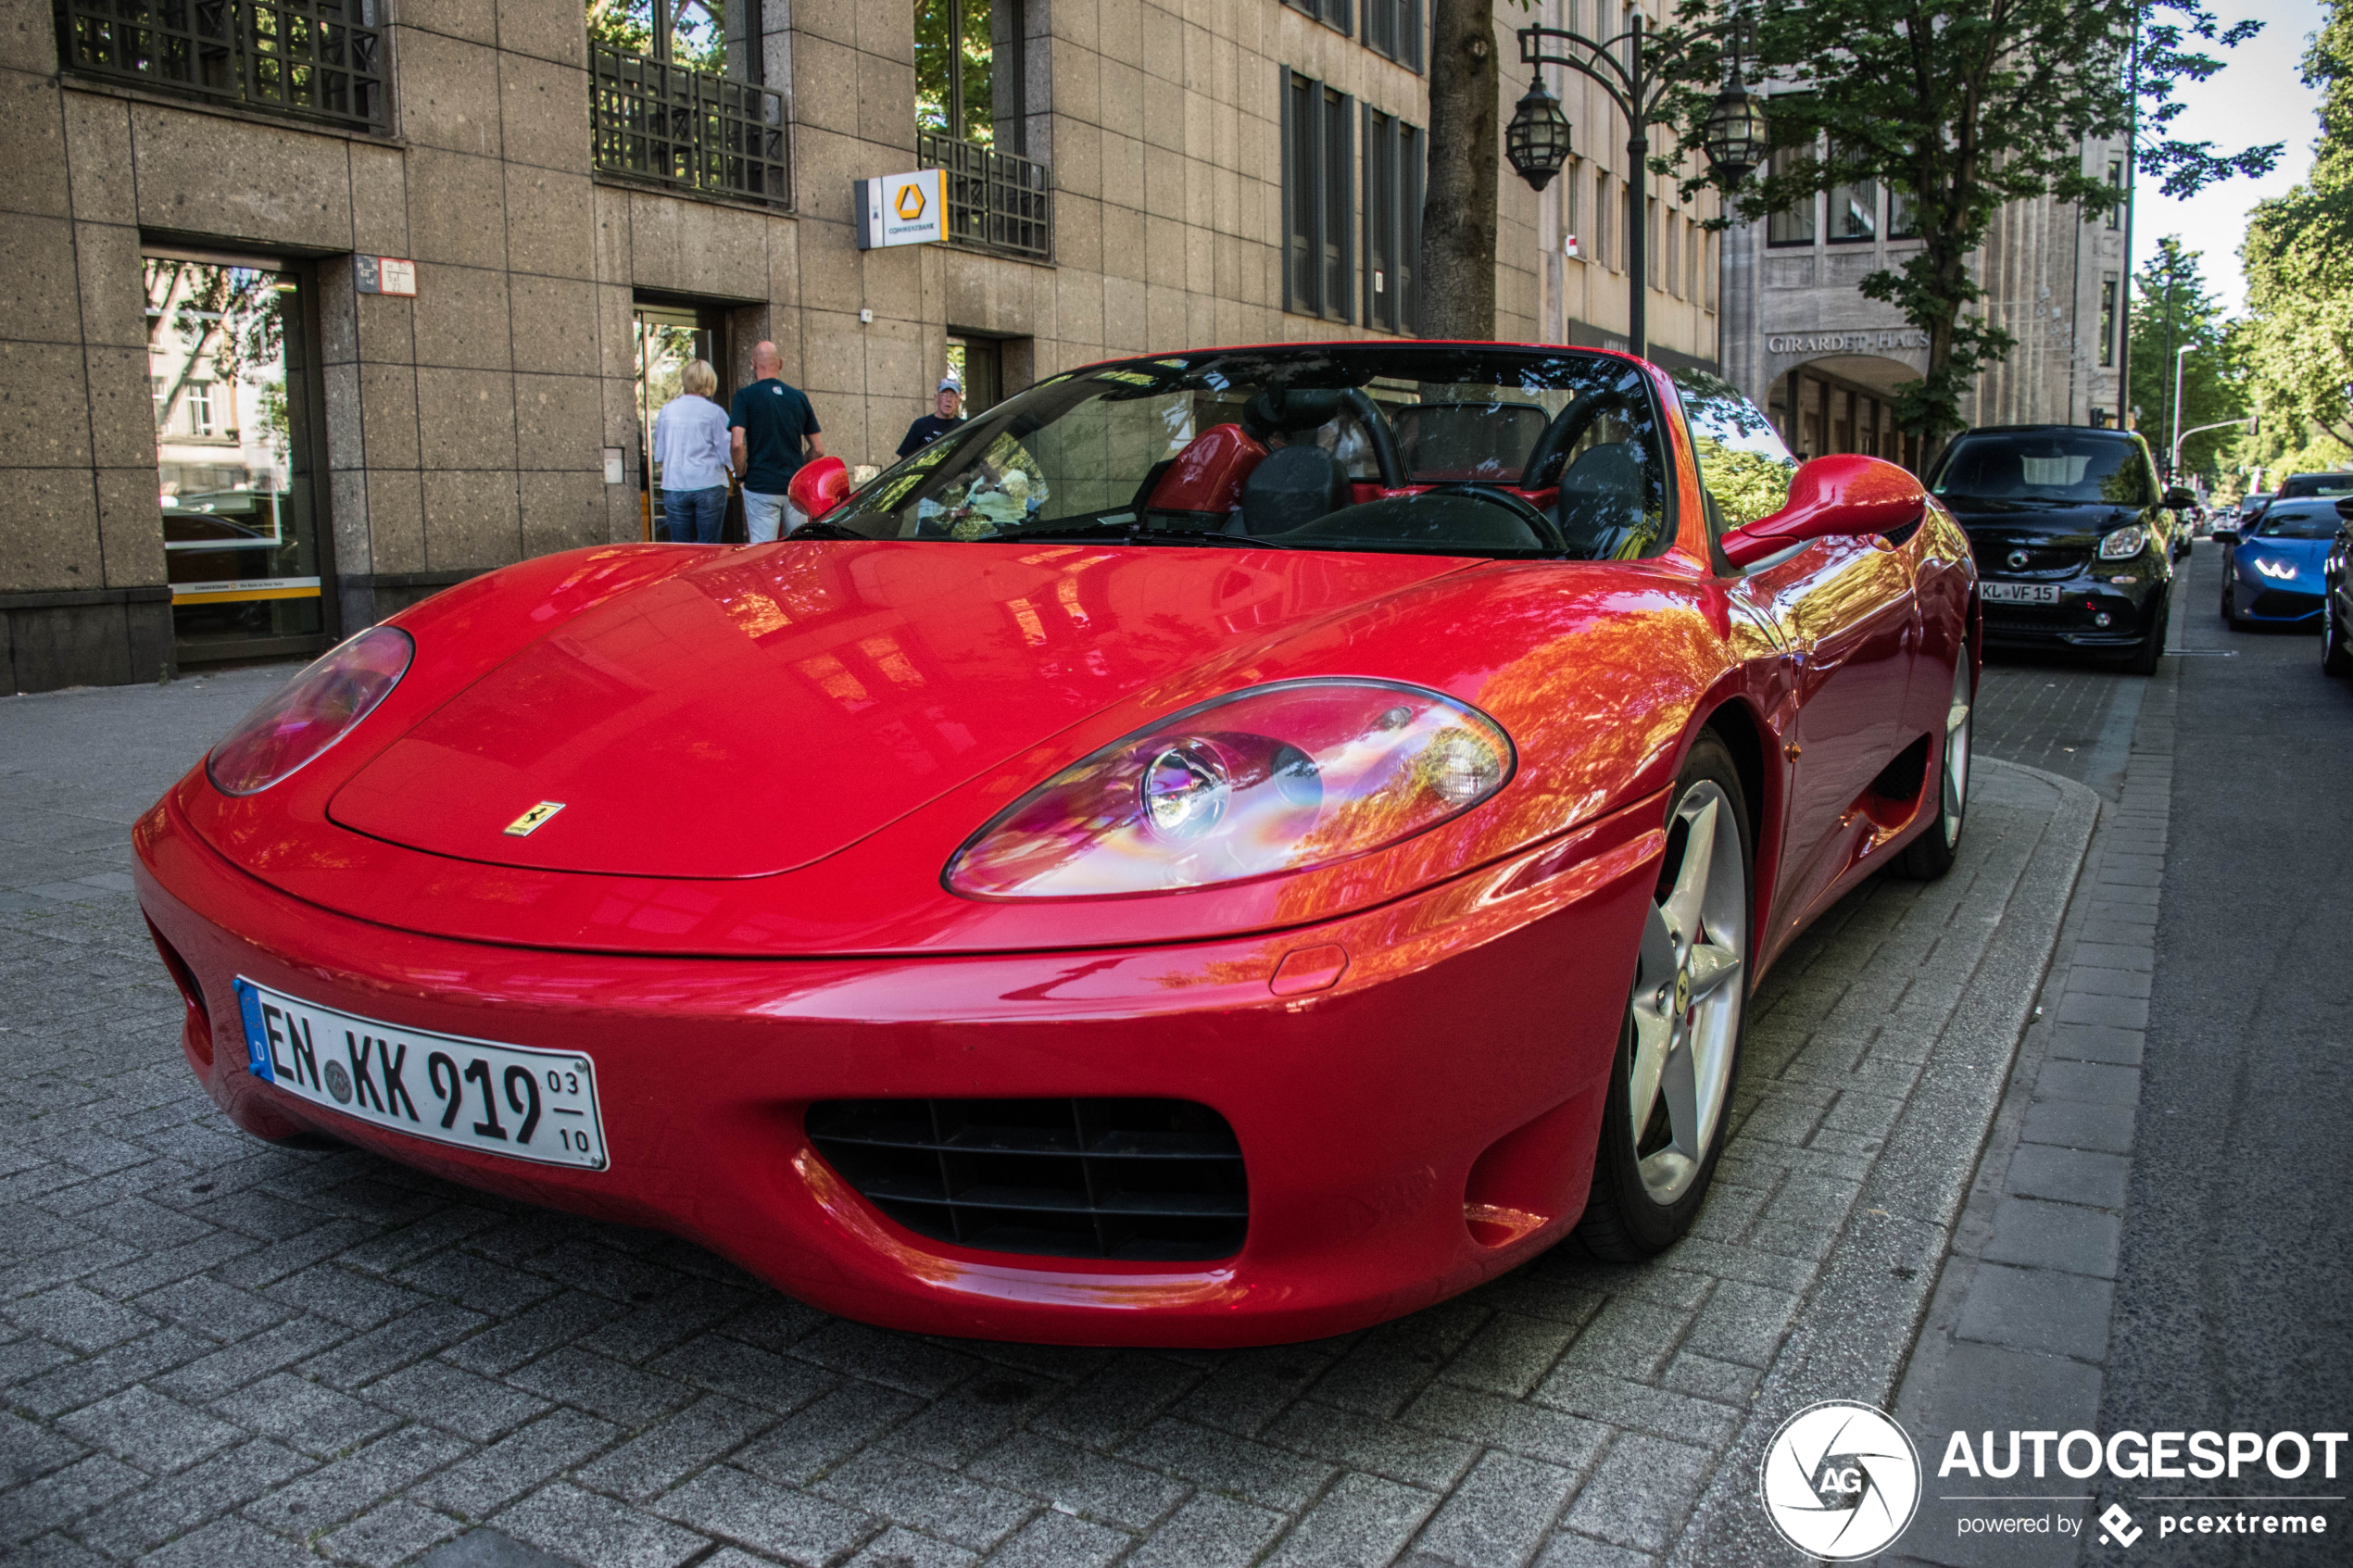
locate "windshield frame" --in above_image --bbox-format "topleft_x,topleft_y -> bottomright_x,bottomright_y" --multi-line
820,345 -> 1685,562
2252,502 -> 2343,540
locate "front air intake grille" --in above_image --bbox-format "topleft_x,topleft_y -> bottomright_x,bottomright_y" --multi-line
804,1098 -> 1248,1261
2248,588 -> 2321,619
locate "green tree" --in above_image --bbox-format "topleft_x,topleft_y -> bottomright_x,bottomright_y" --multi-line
2127,238 -> 2244,481
2240,0 -> 2353,476
1646,0 -> 2277,443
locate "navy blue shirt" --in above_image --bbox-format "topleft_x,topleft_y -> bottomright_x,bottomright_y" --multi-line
728,379 -> 822,495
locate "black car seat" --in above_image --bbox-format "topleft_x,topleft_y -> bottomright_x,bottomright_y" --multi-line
1554,441 -> 1646,558
1239,444 -> 1353,534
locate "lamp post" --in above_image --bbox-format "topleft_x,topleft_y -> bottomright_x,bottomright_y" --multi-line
2169,344 -> 2192,481
1505,11 -> 1767,362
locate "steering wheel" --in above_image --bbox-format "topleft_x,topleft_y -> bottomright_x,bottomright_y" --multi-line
1412,483 -> 1569,554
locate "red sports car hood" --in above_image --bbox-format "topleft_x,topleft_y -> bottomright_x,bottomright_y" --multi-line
328,542 -> 1473,878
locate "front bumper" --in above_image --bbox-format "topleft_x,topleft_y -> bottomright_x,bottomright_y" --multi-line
1979,571 -> 2167,649
133,788 -> 1660,1347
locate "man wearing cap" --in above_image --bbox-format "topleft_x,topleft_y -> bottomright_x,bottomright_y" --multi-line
896,377 -> 967,459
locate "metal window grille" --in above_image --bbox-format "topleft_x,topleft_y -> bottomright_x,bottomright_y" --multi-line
592,40 -> 790,207
917,132 -> 1052,262
58,0 -> 388,132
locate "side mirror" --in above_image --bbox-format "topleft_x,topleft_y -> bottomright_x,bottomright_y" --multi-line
2163,486 -> 2197,510
1720,454 -> 1927,569
786,456 -> 851,524
2334,495 -> 2353,520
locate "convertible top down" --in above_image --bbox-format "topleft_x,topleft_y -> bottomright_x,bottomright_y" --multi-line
136,343 -> 1978,1346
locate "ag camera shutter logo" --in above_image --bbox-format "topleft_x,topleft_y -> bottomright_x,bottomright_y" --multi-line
1759,1400 -> 1922,1559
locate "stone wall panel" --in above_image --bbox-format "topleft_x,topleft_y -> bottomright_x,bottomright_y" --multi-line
512,372 -> 602,469
0,341 -> 94,470
94,465 -> 166,587
0,68 -> 69,218
422,470 -> 522,569
416,368 -> 520,470
129,105 -> 353,249
0,469 -> 101,590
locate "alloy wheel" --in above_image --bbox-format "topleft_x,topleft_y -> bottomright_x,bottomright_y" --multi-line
1941,653 -> 1972,848
1626,782 -> 1748,1205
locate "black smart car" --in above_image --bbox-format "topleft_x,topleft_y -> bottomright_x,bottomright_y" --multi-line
1927,425 -> 2189,674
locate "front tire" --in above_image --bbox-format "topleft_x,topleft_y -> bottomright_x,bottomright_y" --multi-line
2325,589 -> 2353,677
1576,732 -> 1752,1261
1894,644 -> 1972,880
2122,592 -> 2166,676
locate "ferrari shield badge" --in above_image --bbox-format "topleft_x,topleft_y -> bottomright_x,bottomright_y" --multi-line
503,801 -> 566,837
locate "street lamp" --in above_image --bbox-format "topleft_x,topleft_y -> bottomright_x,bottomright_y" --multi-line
2170,345 -> 2192,480
1505,79 -> 1573,193
1506,12 -> 1766,361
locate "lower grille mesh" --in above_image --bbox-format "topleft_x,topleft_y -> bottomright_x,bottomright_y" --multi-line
804,1098 -> 1249,1261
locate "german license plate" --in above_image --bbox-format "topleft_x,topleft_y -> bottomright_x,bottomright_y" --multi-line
1982,581 -> 2060,604
233,978 -> 608,1170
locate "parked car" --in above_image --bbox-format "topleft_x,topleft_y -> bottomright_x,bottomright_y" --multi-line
2239,492 -> 2276,527
136,342 -> 1978,1346
1927,424 -> 2184,674
2325,498 -> 2353,677
2217,497 -> 2336,628
2274,470 -> 2353,499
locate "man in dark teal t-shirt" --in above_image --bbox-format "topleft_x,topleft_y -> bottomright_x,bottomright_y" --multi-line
728,340 -> 825,542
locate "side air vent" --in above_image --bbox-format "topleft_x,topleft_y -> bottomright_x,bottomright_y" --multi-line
804,1098 -> 1248,1261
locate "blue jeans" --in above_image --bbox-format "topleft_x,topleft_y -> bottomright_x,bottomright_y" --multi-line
662,485 -> 728,544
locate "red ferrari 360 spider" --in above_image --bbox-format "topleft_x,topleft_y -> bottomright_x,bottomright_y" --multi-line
134,344 -> 1977,1347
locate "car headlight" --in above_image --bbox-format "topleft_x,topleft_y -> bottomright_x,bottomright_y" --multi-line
206,626 -> 414,797
2252,557 -> 2299,581
945,680 -> 1515,897
2097,524 -> 2148,560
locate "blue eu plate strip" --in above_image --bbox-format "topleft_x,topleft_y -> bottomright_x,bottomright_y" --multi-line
235,979 -> 273,1083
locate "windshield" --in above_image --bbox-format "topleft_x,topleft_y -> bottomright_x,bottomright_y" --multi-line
2276,472 -> 2353,497
820,346 -> 1671,560
1931,433 -> 2155,508
1673,370 -> 1796,528
2253,502 -> 2342,539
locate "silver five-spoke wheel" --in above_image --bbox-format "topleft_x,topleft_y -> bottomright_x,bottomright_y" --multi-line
1626,780 -> 1748,1206
1939,651 -> 1971,849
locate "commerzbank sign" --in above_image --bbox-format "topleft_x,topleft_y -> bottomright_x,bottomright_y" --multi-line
1768,330 -> 1931,355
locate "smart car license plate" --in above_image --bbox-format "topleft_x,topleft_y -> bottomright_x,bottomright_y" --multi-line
233,978 -> 608,1170
1982,581 -> 2061,604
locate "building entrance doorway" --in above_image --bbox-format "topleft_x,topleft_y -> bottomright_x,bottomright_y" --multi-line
633,300 -> 732,540
145,252 -> 330,665
947,334 -> 1002,412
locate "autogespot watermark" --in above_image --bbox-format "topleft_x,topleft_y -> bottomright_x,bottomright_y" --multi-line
1759,1401 -> 1923,1560
1756,1407 -> 2347,1558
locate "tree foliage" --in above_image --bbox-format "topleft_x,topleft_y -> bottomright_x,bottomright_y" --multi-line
1650,0 -> 2275,443
2126,237 -> 2244,481
2240,0 -> 2353,476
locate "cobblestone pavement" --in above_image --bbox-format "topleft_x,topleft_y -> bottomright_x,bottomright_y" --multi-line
2,668 -> 2092,1568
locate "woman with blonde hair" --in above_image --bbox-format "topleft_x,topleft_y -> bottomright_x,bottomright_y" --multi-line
651,358 -> 732,543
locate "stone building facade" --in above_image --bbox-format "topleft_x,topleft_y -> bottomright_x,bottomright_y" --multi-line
1719,134 -> 2130,470
1,0 -> 1718,693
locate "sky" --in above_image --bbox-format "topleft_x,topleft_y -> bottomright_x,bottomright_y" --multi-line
2137,0 -> 2329,315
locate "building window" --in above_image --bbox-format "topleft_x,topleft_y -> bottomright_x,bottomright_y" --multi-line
1767,144 -> 1816,246
916,0 -> 1020,145
1363,108 -> 1424,332
1284,69 -> 1354,320
59,0 -> 390,132
2099,277 -> 2118,367
186,381 -> 216,436
1829,150 -> 1877,242
1362,0 -> 1421,69
1646,198 -> 1661,289
1594,169 -> 1613,270
591,1 -> 790,205
1622,181 -> 1635,274
1889,185 -> 1919,240
1561,163 -> 1580,259
2106,157 -> 2125,230
1704,229 -> 1718,311
1286,0 -> 1353,36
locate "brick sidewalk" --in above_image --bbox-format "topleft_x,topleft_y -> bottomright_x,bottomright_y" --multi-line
1,674 -> 2092,1568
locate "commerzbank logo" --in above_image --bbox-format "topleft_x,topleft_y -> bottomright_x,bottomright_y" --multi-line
895,182 -> 928,221
1759,1401 -> 1923,1560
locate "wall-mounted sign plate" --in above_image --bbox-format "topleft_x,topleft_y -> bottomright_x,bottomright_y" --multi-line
855,169 -> 947,250
354,256 -> 418,296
